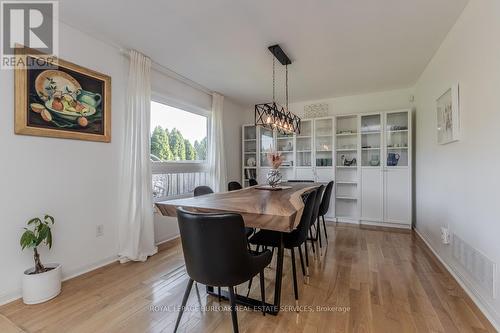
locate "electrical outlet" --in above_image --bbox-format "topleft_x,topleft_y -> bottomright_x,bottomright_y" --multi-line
96,224 -> 104,237
440,227 -> 450,245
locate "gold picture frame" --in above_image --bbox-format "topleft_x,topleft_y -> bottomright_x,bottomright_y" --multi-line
15,47 -> 111,142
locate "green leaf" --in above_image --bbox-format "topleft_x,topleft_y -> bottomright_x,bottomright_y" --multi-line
36,224 -> 49,246
46,229 -> 53,249
44,215 -> 55,225
27,218 -> 41,226
20,230 -> 36,250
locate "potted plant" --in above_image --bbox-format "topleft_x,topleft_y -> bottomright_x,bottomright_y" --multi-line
20,214 -> 62,304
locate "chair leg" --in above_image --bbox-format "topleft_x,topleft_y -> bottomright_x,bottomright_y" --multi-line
246,277 -> 253,297
290,248 -> 299,306
259,270 -> 266,316
297,245 -> 306,277
218,286 -> 221,301
322,215 -> 328,240
317,217 -> 322,249
174,278 -> 194,333
309,229 -> 316,254
228,286 -> 239,333
304,243 -> 309,269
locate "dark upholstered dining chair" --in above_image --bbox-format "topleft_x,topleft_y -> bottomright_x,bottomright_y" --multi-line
194,185 -> 214,197
317,181 -> 334,240
308,185 -> 326,252
248,178 -> 258,186
174,208 -> 272,333
228,181 -> 243,191
248,189 -> 317,303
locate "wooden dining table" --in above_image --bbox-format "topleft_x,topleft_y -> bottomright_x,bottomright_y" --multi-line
156,182 -> 322,315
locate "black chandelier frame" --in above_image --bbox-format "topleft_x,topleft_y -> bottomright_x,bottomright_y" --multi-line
254,44 -> 301,135
255,102 -> 301,135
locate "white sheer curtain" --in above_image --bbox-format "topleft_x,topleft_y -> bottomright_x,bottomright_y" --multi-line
118,50 -> 157,263
208,93 -> 227,192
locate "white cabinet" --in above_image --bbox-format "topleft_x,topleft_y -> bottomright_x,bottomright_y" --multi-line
243,110 -> 412,228
384,168 -> 410,224
360,110 -> 412,228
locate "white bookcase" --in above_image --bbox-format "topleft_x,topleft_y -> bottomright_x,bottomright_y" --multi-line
360,110 -> 412,228
335,115 -> 360,223
241,110 -> 412,228
241,125 -> 258,188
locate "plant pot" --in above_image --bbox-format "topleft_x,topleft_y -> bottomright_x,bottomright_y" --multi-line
22,263 -> 62,304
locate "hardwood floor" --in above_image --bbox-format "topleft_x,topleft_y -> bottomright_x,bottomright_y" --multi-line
0,223 -> 495,333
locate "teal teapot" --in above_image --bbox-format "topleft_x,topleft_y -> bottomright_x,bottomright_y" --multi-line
77,90 -> 102,108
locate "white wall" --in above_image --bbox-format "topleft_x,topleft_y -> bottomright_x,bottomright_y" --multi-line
241,88 -> 414,125
0,23 -> 127,304
289,88 -> 414,117
414,0 -> 500,328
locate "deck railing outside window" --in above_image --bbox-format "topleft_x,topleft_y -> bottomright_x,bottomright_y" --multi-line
152,171 -> 209,201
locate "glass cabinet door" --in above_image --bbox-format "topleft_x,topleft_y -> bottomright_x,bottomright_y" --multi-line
385,112 -> 409,167
335,115 -> 358,168
243,126 -> 257,166
243,125 -> 257,187
314,118 -> 333,167
361,114 -> 381,167
296,120 -> 313,167
276,131 -> 294,168
259,127 -> 274,167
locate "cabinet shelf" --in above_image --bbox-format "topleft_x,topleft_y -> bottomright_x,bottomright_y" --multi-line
387,146 -> 408,150
386,129 -> 408,133
362,147 -> 380,150
336,196 -> 358,200
336,148 -> 357,152
336,133 -> 358,137
336,166 -> 357,169
336,181 -> 358,185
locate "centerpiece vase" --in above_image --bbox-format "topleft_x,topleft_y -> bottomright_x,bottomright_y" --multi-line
266,168 -> 282,187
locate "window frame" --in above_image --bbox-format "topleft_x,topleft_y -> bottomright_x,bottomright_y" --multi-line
150,92 -> 211,172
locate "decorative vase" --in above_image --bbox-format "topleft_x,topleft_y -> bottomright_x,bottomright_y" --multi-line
266,168 -> 282,187
22,263 -> 62,304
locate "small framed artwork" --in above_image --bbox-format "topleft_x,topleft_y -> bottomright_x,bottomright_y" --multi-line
436,84 -> 460,145
15,47 -> 111,142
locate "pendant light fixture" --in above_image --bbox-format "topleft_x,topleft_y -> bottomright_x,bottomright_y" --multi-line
255,45 -> 301,135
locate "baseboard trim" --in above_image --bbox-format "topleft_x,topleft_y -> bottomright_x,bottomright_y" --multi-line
155,234 -> 180,246
360,220 -> 411,230
414,228 -> 500,331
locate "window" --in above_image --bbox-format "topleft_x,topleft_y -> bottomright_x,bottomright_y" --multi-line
150,101 -> 208,162
150,100 -> 210,200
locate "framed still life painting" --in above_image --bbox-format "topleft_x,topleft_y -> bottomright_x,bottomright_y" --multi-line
436,84 -> 460,145
14,47 -> 111,142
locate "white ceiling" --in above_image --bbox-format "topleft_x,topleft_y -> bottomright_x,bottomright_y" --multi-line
59,0 -> 468,105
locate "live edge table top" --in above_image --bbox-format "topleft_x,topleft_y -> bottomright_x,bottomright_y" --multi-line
155,182 -> 322,233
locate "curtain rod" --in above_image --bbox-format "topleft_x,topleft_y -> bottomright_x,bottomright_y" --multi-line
119,48 -> 213,96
